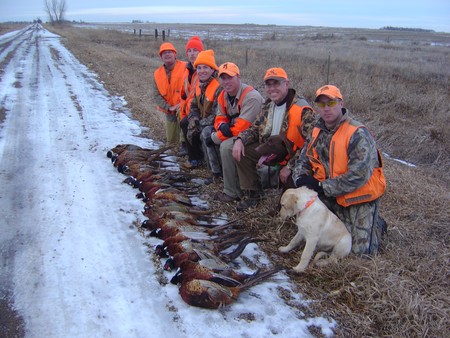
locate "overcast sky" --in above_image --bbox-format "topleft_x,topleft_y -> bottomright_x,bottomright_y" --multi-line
1,0 -> 449,32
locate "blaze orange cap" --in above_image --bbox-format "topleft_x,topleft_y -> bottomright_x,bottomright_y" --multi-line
194,49 -> 218,70
218,62 -> 240,77
159,42 -> 177,57
264,67 -> 288,82
314,85 -> 343,102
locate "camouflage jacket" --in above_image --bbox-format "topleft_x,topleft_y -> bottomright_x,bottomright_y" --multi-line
293,109 -> 381,197
188,74 -> 222,127
238,88 -> 316,169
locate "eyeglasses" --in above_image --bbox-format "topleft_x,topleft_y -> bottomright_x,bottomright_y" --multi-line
315,100 -> 340,108
264,80 -> 285,89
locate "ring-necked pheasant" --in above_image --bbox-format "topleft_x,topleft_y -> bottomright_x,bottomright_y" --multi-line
178,267 -> 282,309
170,260 -> 260,286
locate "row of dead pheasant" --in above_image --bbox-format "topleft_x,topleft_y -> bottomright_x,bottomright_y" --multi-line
107,144 -> 281,309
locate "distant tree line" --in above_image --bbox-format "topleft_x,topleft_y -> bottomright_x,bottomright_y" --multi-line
44,0 -> 67,25
380,26 -> 435,33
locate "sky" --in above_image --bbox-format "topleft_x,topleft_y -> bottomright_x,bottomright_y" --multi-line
0,25 -> 336,337
1,0 -> 450,32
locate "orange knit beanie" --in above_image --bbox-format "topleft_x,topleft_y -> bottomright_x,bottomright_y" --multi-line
194,49 -> 218,70
186,36 -> 204,53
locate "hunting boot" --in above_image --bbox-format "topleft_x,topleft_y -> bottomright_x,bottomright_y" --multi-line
178,141 -> 188,156
236,190 -> 262,212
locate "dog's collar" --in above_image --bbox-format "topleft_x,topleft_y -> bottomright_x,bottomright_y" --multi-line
304,195 -> 318,210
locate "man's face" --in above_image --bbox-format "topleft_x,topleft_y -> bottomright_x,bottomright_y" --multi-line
219,74 -> 240,96
196,64 -> 215,82
186,48 -> 200,64
264,79 -> 289,104
161,50 -> 176,66
315,96 -> 344,128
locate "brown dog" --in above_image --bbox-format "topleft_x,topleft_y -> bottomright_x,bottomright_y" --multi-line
256,134 -> 296,190
278,187 -> 352,272
255,134 -> 295,167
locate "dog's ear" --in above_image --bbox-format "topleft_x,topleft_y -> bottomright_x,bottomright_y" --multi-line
286,193 -> 298,210
281,134 -> 295,157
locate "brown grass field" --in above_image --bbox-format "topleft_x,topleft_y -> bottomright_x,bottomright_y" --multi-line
13,23 -> 450,337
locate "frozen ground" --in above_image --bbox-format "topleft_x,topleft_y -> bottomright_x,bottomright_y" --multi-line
0,25 -> 335,337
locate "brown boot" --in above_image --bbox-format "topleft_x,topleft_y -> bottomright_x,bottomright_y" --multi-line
213,191 -> 240,202
236,190 -> 262,211
178,142 -> 188,156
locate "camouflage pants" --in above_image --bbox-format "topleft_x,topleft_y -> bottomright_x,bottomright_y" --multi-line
321,196 -> 384,255
200,125 -> 222,175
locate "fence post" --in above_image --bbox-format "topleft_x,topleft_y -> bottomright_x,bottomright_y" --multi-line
133,29 -> 136,35
245,49 -> 248,66
139,29 -> 142,37
155,29 -> 158,40
162,30 -> 166,41
326,51 -> 331,84
168,29 -> 170,37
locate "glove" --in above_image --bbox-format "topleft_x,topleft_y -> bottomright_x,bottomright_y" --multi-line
203,132 -> 214,147
187,118 -> 200,144
295,175 -> 323,193
219,123 -> 233,138
180,116 -> 189,129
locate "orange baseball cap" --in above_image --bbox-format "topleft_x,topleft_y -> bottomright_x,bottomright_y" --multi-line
159,42 -> 177,56
264,67 -> 288,82
218,62 -> 240,77
314,85 -> 343,102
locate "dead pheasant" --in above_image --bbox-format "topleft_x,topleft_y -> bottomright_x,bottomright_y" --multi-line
170,260 -> 261,286
162,236 -> 263,262
149,224 -> 213,241
106,144 -> 147,159
163,238 -> 259,271
178,267 -> 282,309
153,192 -> 192,205
155,229 -> 251,258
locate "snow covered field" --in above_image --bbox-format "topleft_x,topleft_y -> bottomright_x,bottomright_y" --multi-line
0,25 -> 335,337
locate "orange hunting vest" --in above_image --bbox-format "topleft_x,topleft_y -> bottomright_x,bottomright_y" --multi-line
180,70 -> 199,120
307,119 -> 386,207
214,86 -> 254,141
284,104 -> 311,152
193,77 -> 220,119
154,60 -> 186,113
271,103 -> 311,165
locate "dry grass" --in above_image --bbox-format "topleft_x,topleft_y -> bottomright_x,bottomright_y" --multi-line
0,23 -> 28,35
48,24 -> 450,337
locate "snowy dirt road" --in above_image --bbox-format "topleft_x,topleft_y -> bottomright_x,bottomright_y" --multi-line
0,25 -> 334,337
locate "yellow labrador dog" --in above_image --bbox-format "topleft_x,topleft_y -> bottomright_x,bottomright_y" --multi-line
278,187 -> 351,272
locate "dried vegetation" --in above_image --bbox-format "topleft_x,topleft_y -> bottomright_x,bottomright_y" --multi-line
47,23 -> 449,337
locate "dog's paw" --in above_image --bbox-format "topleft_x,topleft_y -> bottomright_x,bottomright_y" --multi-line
314,259 -> 330,268
292,264 -> 308,273
314,256 -> 337,268
279,246 -> 290,253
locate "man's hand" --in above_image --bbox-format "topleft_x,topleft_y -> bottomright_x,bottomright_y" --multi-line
168,103 -> 180,115
232,138 -> 245,162
295,174 -> 323,193
219,123 -> 233,137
